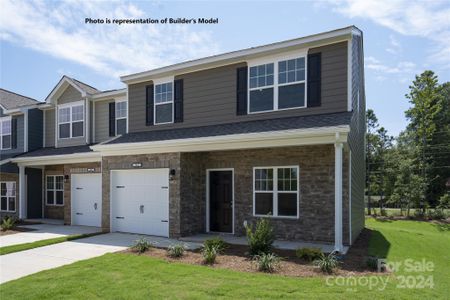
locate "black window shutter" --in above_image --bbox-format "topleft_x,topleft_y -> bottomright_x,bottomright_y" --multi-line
174,79 -> 183,123
307,53 -> 321,107
11,118 -> 17,149
108,102 -> 115,137
236,66 -> 248,115
146,85 -> 154,126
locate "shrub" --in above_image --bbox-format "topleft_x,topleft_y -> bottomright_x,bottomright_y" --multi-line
366,256 -> 379,271
1,217 -> 16,231
203,237 -> 226,253
202,244 -> 219,264
131,238 -> 152,254
414,209 -> 425,219
314,252 -> 339,274
254,253 -> 281,273
296,247 -> 323,262
428,209 -> 446,220
438,194 -> 450,209
245,218 -> 275,256
380,207 -> 388,217
167,244 -> 186,258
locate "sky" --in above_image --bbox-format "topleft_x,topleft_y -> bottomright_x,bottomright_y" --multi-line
1,0 -> 449,137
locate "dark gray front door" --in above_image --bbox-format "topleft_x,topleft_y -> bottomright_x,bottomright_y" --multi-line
209,170 -> 233,233
26,167 -> 42,218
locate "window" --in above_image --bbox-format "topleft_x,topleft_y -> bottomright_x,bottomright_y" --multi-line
0,182 -> 16,212
115,101 -> 127,135
46,175 -> 64,205
0,117 -> 12,150
154,82 -> 173,124
58,103 -> 84,139
248,56 -> 306,113
253,166 -> 299,218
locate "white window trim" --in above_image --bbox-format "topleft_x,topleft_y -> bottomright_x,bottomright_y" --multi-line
253,166 -> 299,219
46,175 -> 64,206
0,181 -> 16,212
115,99 -> 128,135
247,50 -> 308,114
0,116 -> 12,150
154,81 -> 174,125
57,100 -> 85,139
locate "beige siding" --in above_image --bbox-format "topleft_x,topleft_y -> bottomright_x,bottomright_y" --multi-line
128,41 -> 348,133
94,100 -> 114,143
44,109 -> 55,147
58,85 -> 82,104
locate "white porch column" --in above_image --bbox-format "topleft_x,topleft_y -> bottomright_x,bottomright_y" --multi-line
334,141 -> 344,253
18,165 -> 27,219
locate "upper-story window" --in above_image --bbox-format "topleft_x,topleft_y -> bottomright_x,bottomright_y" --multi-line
154,82 -> 173,125
58,102 -> 84,139
248,56 -> 306,113
0,116 -> 11,150
115,101 -> 127,135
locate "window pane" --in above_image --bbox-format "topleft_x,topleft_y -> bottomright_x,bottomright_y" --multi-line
8,198 -> 15,211
116,102 -> 127,118
1,197 -> 7,210
1,120 -> 11,134
278,193 -> 297,216
116,118 -> 126,135
72,105 -> 84,121
56,191 -> 64,205
278,57 -> 305,84
278,83 -> 305,109
47,176 -> 54,189
55,176 -> 64,190
47,191 -> 54,205
6,182 -> 15,196
58,107 -> 70,123
249,88 -> 274,112
155,103 -> 173,124
2,135 -> 11,149
72,121 -> 83,137
249,64 -> 274,88
155,83 -> 173,104
255,193 -> 273,215
59,123 -> 70,138
0,183 -> 6,196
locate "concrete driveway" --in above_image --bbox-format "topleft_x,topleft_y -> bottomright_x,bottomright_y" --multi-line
0,224 -> 102,247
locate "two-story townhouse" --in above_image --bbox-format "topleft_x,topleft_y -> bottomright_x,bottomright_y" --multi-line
10,76 -> 126,226
0,89 -> 43,219
11,26 -> 365,252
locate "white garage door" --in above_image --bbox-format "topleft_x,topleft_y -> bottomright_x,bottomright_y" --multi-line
71,173 -> 102,227
111,169 -> 169,237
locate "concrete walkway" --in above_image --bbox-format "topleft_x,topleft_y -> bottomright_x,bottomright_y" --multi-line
0,224 -> 102,247
0,232 -> 202,284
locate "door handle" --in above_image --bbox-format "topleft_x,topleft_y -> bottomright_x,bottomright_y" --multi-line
76,212 -> 83,215
94,203 -> 98,210
161,220 -> 168,223
76,187 -> 83,190
140,205 -> 144,214
161,186 -> 168,189
116,216 -> 124,219
116,185 -> 125,188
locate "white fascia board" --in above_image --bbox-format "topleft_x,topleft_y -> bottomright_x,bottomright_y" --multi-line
92,126 -> 350,156
0,158 -> 12,166
12,152 -> 101,166
45,76 -> 87,104
121,26 -> 355,84
91,89 -> 127,101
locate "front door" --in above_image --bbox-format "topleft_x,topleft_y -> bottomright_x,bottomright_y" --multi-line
209,170 -> 233,233
26,168 -> 42,219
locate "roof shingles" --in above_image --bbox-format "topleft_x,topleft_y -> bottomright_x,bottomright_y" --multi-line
0,89 -> 40,110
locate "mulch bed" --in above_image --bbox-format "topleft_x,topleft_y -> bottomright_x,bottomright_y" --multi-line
125,228 -> 382,278
0,226 -> 36,236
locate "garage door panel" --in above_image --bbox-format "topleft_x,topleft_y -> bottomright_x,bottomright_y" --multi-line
71,174 -> 102,227
111,169 -> 169,237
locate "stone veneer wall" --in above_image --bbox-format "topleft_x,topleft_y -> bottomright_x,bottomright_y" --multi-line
101,154 -> 181,236
0,172 -> 19,220
178,145 -> 350,245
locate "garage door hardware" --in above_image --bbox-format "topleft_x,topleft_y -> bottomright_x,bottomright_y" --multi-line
161,220 -> 168,223
116,216 -> 125,219
161,186 -> 168,189
76,187 -> 83,190
76,212 -> 83,215
94,203 -> 98,210
116,185 -> 125,188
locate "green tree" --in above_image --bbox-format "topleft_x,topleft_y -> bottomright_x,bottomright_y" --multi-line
366,109 -> 379,214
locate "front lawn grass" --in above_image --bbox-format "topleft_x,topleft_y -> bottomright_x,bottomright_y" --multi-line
0,219 -> 448,299
0,232 -> 103,255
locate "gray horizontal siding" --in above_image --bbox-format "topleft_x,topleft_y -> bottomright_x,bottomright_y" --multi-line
95,100 -> 114,143
58,85 -> 82,104
44,109 -> 55,147
128,41 -> 348,133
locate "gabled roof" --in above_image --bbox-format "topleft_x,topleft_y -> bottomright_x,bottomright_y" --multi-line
105,112 -> 352,145
45,76 -> 100,103
0,88 -> 41,110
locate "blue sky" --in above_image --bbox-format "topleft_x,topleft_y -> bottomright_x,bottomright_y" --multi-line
1,0 -> 449,136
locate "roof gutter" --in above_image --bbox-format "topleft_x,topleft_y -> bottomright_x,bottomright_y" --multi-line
91,125 -> 350,156
11,152 -> 101,166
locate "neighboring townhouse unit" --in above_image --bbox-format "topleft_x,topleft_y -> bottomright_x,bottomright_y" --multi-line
9,26 -> 365,252
0,89 -> 43,219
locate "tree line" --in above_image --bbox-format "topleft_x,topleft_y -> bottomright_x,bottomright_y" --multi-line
366,71 -> 450,215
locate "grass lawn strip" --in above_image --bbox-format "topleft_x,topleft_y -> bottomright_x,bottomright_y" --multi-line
0,232 -> 103,255
0,219 -> 448,299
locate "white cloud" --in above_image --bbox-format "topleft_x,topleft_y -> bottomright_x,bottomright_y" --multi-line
0,0 -> 220,81
386,35 -> 402,55
365,55 -> 417,83
329,0 -> 450,69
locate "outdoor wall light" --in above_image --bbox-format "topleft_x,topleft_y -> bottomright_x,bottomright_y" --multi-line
64,174 -> 69,182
